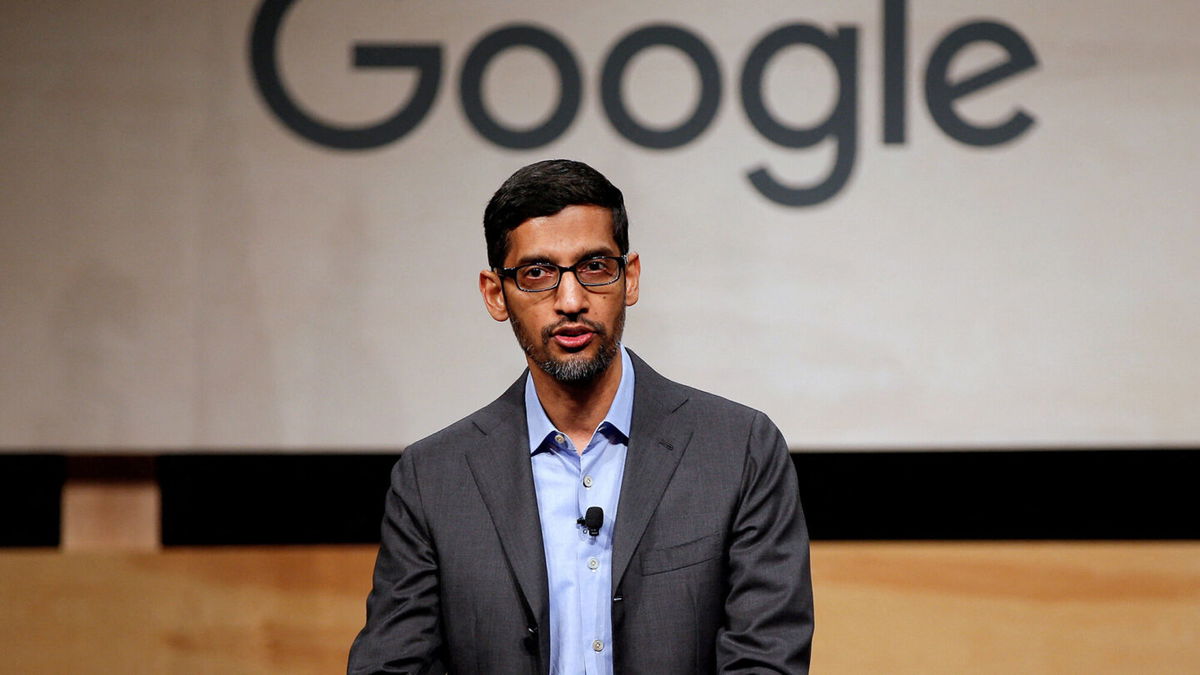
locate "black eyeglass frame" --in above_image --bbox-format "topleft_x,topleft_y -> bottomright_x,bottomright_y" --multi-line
496,255 -> 628,293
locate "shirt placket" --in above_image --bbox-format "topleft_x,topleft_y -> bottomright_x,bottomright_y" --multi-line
578,435 -> 607,673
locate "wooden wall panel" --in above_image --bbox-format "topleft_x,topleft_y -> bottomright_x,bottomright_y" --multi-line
1,543 -> 1197,673
0,547 -> 376,674
809,543 -> 1200,674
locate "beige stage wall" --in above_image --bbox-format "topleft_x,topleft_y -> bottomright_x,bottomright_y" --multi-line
2,0 -> 1198,451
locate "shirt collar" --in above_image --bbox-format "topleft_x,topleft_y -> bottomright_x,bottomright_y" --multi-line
524,344 -> 635,454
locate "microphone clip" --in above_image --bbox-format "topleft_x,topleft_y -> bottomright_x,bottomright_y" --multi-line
577,506 -> 603,537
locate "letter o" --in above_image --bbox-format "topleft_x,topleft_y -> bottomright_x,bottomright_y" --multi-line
459,25 -> 582,149
600,24 -> 722,149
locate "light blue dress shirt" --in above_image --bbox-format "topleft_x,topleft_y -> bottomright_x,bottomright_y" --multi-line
525,345 -> 634,675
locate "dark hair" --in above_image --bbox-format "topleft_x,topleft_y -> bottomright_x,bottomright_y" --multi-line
483,159 -> 628,268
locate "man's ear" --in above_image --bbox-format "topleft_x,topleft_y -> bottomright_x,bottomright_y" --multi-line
480,269 -> 509,321
623,251 -> 640,307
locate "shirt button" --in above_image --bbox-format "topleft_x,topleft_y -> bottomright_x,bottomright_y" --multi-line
587,557 -> 599,570
592,639 -> 604,652
554,434 -> 565,445
582,475 -> 594,488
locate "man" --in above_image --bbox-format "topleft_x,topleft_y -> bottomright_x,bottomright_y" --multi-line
349,159 -> 813,674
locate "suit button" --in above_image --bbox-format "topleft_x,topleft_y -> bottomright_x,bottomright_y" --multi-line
592,639 -> 604,652
523,625 -> 538,653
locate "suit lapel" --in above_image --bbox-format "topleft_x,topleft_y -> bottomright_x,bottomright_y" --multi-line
612,352 -> 693,589
464,375 -> 549,625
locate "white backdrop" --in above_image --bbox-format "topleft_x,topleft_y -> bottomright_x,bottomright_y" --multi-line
2,0 -> 1197,450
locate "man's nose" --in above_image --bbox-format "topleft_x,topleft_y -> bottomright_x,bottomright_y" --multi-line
554,269 -> 588,315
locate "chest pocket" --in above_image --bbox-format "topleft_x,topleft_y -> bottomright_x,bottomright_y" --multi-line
640,532 -> 723,576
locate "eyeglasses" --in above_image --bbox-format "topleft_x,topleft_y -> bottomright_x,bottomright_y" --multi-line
497,255 -> 627,292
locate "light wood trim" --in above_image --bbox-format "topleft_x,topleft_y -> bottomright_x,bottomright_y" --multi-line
61,457 -> 159,550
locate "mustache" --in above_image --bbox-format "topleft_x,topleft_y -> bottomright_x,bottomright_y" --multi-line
540,318 -> 606,342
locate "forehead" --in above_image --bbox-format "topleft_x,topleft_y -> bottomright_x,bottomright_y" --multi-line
504,204 -> 618,264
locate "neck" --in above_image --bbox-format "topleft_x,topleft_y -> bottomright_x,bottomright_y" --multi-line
528,352 -> 623,452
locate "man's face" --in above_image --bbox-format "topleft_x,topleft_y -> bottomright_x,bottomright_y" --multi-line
480,204 -> 640,384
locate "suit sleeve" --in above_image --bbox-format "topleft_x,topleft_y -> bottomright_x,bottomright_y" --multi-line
348,449 -> 447,675
716,411 -> 814,673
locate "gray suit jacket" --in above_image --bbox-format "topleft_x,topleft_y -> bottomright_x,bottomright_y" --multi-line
348,351 -> 813,674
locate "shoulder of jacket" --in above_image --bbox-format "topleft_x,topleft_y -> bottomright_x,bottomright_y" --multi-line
404,415 -> 481,455
668,380 -> 767,431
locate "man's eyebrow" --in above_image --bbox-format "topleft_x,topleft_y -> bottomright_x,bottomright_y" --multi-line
512,248 -> 619,266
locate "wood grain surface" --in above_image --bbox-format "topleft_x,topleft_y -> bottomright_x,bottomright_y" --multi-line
1,543 -> 1197,673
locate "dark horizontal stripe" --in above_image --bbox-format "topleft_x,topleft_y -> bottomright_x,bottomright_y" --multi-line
791,449 -> 1199,540
2,450 -> 1196,546
159,449 -> 1199,545
159,454 -> 400,546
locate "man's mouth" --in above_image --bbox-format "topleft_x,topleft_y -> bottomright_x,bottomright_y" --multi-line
551,325 -> 596,350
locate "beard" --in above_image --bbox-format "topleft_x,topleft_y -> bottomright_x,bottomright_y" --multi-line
510,309 -> 624,384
